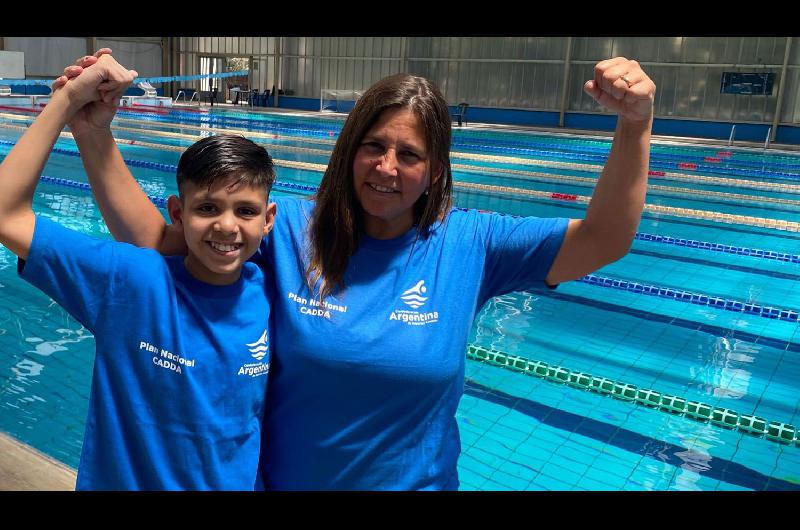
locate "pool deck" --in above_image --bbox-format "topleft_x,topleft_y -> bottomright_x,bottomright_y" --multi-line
0,432 -> 75,491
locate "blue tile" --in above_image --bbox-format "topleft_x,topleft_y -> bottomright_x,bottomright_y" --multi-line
509,451 -> 548,473
590,456 -> 637,480
458,451 -> 497,478
458,481 -> 481,491
530,473 -> 573,491
489,468 -> 531,490
498,460 -> 539,482
582,465 -> 628,488
715,481 -> 755,492
548,453 -> 589,477
574,477 -> 620,491
456,467 -> 487,489
480,479 -> 517,491
539,461 -> 582,487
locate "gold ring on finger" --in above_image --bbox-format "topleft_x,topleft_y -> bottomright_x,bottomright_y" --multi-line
619,74 -> 633,88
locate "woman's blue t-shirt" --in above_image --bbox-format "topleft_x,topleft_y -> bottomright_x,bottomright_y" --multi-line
257,196 -> 568,490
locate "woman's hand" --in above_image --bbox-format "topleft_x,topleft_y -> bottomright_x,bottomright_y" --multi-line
583,57 -> 656,123
51,49 -> 138,137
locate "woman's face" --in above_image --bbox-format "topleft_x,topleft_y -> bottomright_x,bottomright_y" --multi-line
352,107 -> 436,239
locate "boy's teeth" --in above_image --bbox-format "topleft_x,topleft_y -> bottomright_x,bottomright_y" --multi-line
210,242 -> 240,252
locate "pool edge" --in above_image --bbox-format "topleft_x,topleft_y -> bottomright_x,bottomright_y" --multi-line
0,431 -> 76,491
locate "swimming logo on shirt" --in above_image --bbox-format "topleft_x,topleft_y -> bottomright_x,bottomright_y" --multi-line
390,280 -> 439,326
237,329 -> 270,377
400,280 -> 428,309
247,330 -> 269,360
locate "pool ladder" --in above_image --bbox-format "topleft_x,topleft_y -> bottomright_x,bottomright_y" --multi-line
174,90 -> 198,103
727,124 -> 772,150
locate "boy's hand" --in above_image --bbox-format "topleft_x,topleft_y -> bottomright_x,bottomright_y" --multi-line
52,50 -> 138,137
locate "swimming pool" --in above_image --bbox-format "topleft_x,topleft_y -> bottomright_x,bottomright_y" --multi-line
0,104 -> 798,490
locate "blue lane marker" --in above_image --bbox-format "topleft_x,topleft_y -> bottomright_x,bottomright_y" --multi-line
630,248 -> 800,282
579,273 -> 799,323
540,289 -> 800,354
12,142 -> 798,266
635,232 -> 800,264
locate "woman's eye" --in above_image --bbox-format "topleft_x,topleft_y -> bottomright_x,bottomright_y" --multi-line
361,142 -> 383,153
400,150 -> 420,160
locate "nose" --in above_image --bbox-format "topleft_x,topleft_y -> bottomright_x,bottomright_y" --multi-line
213,211 -> 239,234
375,149 -> 398,176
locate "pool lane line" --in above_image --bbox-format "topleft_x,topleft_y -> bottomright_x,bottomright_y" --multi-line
14,119 -> 800,217
13,138 -> 800,258
633,232 -> 800,264
112,108 -> 800,179
70,126 -> 800,211
463,378 -> 800,491
32,173 -> 800,322
578,273 -> 799,323
33,124 -> 800,211
629,247 -> 800,281
465,344 -> 800,448
93,114 -> 800,188
96,114 -> 800,188
452,180 -> 800,233
104,125 -> 800,207
449,164 -> 800,211
4,113 -> 799,197
539,288 -> 800,354
5,125 -> 799,234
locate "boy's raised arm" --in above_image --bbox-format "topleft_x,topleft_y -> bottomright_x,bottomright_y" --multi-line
0,99 -> 65,259
56,50 -> 187,255
0,55 -> 136,259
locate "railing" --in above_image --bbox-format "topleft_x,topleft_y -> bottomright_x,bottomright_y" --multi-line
174,90 -> 199,103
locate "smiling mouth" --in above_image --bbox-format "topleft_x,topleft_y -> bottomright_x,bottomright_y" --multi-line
367,182 -> 398,193
207,241 -> 243,253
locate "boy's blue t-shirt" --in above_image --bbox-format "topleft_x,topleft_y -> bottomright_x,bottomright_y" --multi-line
258,197 -> 568,490
19,217 -> 272,490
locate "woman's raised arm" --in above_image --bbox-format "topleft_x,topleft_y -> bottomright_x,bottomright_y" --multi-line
56,50 -> 186,255
545,57 -> 656,285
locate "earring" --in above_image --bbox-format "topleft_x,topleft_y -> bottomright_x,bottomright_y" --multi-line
424,189 -> 430,196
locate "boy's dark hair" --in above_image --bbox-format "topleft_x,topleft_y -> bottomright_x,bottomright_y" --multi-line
176,134 -> 275,195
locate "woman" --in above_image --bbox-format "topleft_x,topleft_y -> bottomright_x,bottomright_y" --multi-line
59,53 -> 655,490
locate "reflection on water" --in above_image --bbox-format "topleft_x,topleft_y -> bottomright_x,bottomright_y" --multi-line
692,335 -> 755,400
474,292 -> 539,354
671,427 -> 719,491
24,327 -> 93,358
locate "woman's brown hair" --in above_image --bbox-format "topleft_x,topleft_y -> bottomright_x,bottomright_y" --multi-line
307,73 -> 454,301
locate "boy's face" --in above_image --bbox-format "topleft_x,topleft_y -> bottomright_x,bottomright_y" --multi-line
168,179 -> 275,285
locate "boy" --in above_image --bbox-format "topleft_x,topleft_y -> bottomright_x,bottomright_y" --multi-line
0,56 -> 277,490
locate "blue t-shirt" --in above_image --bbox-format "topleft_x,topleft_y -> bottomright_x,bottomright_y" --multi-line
257,197 -> 568,490
20,217 -> 272,490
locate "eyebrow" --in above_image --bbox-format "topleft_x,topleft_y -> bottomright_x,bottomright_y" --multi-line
362,133 -> 426,153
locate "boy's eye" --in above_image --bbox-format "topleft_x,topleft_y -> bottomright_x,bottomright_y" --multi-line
238,207 -> 259,216
196,204 -> 217,214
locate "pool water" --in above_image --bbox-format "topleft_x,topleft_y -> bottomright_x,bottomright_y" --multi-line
0,104 -> 798,490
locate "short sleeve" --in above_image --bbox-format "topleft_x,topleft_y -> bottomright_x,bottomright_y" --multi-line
18,216 -> 118,332
477,212 -> 569,305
